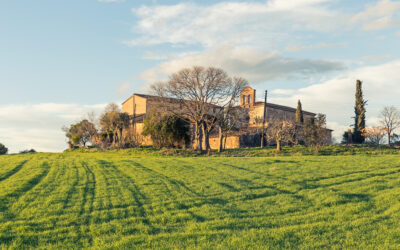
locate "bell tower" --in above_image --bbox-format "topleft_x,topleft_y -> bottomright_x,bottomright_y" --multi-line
240,86 -> 256,108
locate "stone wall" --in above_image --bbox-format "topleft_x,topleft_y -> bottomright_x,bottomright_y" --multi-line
206,136 -> 240,150
122,95 -> 147,116
122,96 -> 134,115
246,105 -> 315,128
126,123 -> 153,146
206,134 -> 264,149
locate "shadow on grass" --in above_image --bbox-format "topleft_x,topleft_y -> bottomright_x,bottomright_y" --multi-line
0,162 -> 50,213
0,160 -> 28,182
0,162 -> 51,246
97,160 -> 159,234
339,193 -> 370,203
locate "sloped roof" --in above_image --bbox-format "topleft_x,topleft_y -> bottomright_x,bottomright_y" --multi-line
254,101 -> 316,116
121,93 -> 167,105
123,93 -> 316,117
131,93 -> 221,108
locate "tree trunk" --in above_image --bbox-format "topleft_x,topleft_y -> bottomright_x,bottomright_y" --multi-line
388,132 -> 391,146
224,133 -> 228,150
276,139 -> 281,151
202,122 -> 210,151
112,131 -> 117,146
195,123 -> 203,152
198,127 -> 203,152
261,132 -> 265,148
107,132 -> 111,144
218,126 -> 223,153
119,128 -> 124,147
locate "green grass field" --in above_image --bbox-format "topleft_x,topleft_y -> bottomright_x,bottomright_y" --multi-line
0,151 -> 400,249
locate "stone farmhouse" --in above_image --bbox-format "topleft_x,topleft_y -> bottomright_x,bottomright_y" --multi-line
122,86 -> 332,149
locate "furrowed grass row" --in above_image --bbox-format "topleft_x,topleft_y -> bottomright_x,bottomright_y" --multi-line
0,153 -> 399,248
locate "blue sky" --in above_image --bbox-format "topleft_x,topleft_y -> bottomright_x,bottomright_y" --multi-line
1,0 -> 400,152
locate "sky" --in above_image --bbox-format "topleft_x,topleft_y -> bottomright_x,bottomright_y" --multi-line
0,0 -> 399,153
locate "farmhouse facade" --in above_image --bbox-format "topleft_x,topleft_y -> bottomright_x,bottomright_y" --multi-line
122,86 -> 332,148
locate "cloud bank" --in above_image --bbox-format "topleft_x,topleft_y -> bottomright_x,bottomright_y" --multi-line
351,0 -> 400,30
0,103 -> 106,153
141,45 -> 345,84
128,0 -> 341,47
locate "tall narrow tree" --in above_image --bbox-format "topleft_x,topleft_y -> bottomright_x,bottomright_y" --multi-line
296,100 -> 304,124
353,80 -> 366,143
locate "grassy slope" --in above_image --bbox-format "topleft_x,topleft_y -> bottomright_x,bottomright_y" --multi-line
0,152 -> 400,249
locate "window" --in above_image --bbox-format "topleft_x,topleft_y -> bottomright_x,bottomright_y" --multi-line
247,95 -> 251,105
242,95 -> 246,105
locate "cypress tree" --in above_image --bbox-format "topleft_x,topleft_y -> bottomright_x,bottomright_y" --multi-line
353,80 -> 366,143
296,100 -> 304,124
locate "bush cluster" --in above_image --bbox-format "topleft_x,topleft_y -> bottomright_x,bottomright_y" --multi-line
0,143 -> 8,155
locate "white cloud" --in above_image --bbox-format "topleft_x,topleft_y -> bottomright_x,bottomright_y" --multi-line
128,0 -> 341,47
326,121 -> 350,143
351,0 -> 400,30
357,55 -> 393,64
270,89 -> 297,96
268,60 -> 400,141
143,50 -> 168,60
284,42 -> 347,52
140,45 -> 345,84
0,103 -> 107,153
367,116 -> 382,127
117,81 -> 132,94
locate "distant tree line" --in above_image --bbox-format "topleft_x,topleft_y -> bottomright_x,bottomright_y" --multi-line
0,143 -> 36,155
63,104 -> 137,150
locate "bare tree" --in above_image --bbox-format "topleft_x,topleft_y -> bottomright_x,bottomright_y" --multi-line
216,106 -> 244,152
265,117 -> 296,151
100,103 -> 120,146
86,111 -> 99,130
203,77 -> 246,152
105,103 -> 120,112
380,106 -> 400,145
151,66 -> 247,152
116,113 -> 131,147
99,103 -> 130,147
362,126 -> 386,146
